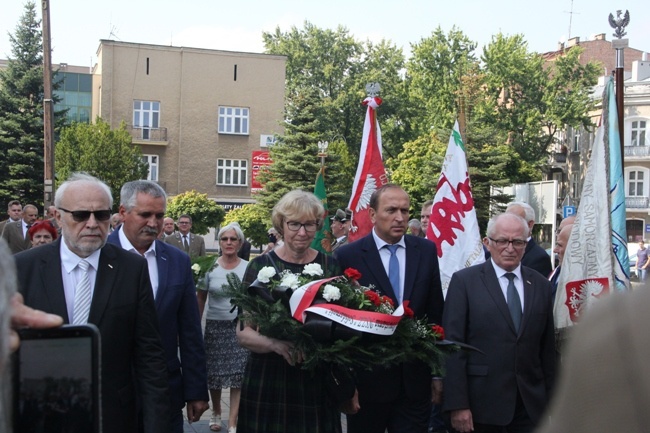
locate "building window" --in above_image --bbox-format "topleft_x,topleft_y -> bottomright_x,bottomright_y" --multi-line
133,100 -> 160,140
218,106 -> 249,135
631,120 -> 647,146
627,170 -> 645,197
217,159 -> 248,186
572,128 -> 581,152
570,172 -> 580,199
142,155 -> 159,181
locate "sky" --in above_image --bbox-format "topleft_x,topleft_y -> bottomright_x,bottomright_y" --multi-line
1,0 -> 647,69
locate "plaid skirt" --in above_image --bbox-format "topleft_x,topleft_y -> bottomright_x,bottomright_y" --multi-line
204,319 -> 249,389
237,352 -> 342,433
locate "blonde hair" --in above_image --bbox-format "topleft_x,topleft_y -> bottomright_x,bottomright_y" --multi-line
271,190 -> 324,236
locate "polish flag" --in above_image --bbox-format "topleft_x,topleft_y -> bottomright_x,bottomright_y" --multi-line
347,96 -> 388,242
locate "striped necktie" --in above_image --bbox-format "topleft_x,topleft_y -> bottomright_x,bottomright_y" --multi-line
72,260 -> 92,325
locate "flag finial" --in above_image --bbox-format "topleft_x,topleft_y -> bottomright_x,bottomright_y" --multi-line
365,82 -> 380,97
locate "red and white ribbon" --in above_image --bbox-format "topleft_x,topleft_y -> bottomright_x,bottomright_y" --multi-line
289,278 -> 404,336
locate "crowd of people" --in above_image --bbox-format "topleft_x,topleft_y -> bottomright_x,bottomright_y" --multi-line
1,173 -> 646,433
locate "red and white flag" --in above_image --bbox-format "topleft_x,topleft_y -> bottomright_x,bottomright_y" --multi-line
427,121 -> 484,298
347,96 -> 388,242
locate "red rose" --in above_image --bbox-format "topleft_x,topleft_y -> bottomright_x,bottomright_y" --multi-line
364,290 -> 381,306
403,306 -> 414,318
381,296 -> 395,307
431,325 -> 445,340
344,268 -> 362,281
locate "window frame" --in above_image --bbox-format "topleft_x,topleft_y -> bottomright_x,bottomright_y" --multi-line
218,106 -> 250,135
133,100 -> 161,140
630,119 -> 647,147
216,158 -> 248,186
142,154 -> 159,182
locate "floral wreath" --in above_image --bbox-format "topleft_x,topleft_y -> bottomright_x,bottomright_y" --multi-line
225,263 -> 458,374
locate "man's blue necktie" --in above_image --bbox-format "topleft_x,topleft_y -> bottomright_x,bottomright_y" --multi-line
385,244 -> 401,303
505,272 -> 522,331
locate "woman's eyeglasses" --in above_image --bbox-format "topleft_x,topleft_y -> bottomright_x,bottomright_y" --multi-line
58,207 -> 112,222
285,221 -> 318,232
220,237 -> 239,242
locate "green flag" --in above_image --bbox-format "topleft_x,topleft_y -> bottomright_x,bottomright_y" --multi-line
310,167 -> 331,253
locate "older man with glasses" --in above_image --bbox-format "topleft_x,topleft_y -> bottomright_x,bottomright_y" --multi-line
165,215 -> 206,257
443,212 -> 555,433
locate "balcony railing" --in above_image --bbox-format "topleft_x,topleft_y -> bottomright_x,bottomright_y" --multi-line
624,145 -> 650,158
128,125 -> 168,143
626,196 -> 650,209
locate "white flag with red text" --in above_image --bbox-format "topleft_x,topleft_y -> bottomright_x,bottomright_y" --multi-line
427,121 -> 484,298
347,96 -> 388,242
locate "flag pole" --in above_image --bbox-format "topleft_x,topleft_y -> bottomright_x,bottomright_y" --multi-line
608,9 -> 630,160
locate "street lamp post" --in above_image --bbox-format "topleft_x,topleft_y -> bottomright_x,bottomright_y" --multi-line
609,9 -> 630,158
318,141 -> 329,169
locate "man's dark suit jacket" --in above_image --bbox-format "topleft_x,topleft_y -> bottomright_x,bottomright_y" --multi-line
237,239 -> 252,261
108,230 -> 209,410
15,239 -> 170,433
2,220 -> 30,254
442,260 -> 555,427
334,233 -> 444,403
522,237 -> 552,277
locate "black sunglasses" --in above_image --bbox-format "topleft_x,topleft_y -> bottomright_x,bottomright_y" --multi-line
58,207 -> 112,222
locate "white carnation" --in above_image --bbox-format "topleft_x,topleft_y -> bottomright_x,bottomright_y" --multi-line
257,266 -> 277,283
280,272 -> 300,289
302,263 -> 324,277
191,263 -> 201,274
322,284 -> 341,302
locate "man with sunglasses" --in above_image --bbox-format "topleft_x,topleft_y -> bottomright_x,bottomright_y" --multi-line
108,180 -> 209,432
13,173 -> 171,433
442,212 -> 555,433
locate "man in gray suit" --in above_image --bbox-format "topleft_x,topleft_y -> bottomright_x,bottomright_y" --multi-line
0,200 -> 22,234
443,212 -> 555,433
2,204 -> 38,254
164,214 -> 205,257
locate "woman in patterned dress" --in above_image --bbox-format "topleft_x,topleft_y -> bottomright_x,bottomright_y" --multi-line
197,222 -> 249,433
236,190 -> 342,433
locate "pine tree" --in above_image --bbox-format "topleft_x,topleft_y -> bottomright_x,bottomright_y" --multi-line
0,2 -> 46,209
256,87 -> 348,215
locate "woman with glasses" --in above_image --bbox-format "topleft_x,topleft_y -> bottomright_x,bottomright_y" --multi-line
236,190 -> 341,433
197,222 -> 249,433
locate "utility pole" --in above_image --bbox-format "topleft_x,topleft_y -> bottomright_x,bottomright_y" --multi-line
42,0 -> 55,210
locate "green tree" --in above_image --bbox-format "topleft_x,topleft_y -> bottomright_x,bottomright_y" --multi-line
166,190 -> 225,236
477,34 -> 600,167
55,118 -> 149,206
263,22 -> 408,160
223,204 -> 269,248
0,2 -> 46,208
405,27 -> 478,135
256,87 -> 348,214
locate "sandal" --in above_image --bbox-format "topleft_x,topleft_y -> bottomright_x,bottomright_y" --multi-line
209,412 -> 222,431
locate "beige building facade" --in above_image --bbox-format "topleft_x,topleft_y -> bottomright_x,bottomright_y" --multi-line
92,40 -> 286,209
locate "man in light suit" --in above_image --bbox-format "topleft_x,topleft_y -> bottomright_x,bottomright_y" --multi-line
2,204 -> 38,254
443,212 -> 555,433
506,202 -> 552,277
335,184 -> 444,433
164,214 -> 205,257
107,180 -> 209,432
14,173 -> 170,433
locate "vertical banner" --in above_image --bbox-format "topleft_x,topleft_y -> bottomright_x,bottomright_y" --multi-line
347,96 -> 388,241
427,121 -> 485,297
